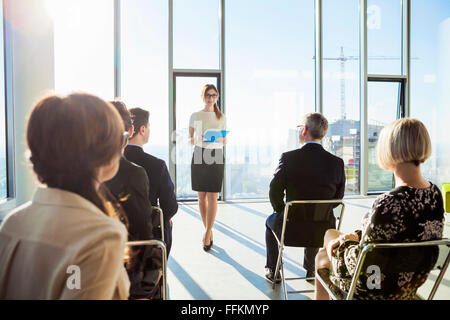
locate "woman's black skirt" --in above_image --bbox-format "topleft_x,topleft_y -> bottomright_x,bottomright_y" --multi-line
191,146 -> 224,192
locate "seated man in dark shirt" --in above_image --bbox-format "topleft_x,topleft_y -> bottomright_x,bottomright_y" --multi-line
126,107 -> 178,257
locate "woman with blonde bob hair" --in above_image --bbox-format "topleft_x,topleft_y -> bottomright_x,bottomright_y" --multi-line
314,118 -> 444,300
0,93 -> 131,299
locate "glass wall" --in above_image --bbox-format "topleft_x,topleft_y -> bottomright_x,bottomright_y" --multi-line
225,0 -> 315,199
322,0 -> 360,195
121,0 -> 169,163
174,76 -> 219,199
411,0 -> 450,187
367,81 -> 398,192
45,0 -> 450,200
367,0 -> 402,75
173,0 -> 221,70
172,0 -> 222,198
51,0 -> 114,100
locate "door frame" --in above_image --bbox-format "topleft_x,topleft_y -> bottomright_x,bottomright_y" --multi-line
170,71 -> 223,201
366,76 -> 407,195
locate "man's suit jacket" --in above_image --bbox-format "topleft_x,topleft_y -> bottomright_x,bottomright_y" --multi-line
124,145 -> 178,224
105,157 -> 154,241
269,143 -> 346,216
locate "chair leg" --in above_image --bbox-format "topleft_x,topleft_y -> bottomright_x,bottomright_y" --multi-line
273,245 -> 283,290
428,252 -> 450,300
281,263 -> 288,300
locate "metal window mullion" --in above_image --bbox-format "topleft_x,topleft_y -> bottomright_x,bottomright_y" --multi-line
367,74 -> 407,80
314,0 -> 323,114
3,0 -> 15,201
172,68 -> 222,74
402,0 -> 411,117
220,0 -> 226,201
168,0 -> 176,184
114,0 -> 121,99
360,0 -> 368,197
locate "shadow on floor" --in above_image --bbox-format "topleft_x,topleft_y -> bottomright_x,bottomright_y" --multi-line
208,243 -> 280,299
168,256 -> 211,300
180,204 -> 311,279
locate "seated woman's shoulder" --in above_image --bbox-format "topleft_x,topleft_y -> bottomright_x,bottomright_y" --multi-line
81,214 -> 128,244
372,191 -> 398,208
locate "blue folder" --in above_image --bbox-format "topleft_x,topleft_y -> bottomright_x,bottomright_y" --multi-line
203,130 -> 229,143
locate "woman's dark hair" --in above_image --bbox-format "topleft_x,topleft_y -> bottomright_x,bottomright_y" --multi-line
201,84 -> 223,120
27,93 -> 125,217
110,100 -> 133,131
129,107 -> 149,139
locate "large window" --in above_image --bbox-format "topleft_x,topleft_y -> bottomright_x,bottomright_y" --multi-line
50,0 -> 114,100
174,75 -> 220,199
225,0 -> 315,199
121,0 -> 169,163
173,0 -> 221,70
367,81 -> 401,192
411,0 -> 450,187
322,0 -> 360,195
45,0 -> 449,200
367,0 -> 402,75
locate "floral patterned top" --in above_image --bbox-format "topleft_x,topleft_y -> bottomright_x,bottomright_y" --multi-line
330,182 -> 444,300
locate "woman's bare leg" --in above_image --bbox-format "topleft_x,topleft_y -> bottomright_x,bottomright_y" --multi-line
198,192 -> 208,228
315,248 -> 331,300
323,229 -> 342,249
204,192 -> 218,245
314,229 -> 343,300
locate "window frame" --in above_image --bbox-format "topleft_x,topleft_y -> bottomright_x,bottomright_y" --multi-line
171,71 -> 223,201
0,0 -> 17,216
366,76 -> 407,195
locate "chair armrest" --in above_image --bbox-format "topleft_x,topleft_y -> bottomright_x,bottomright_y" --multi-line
316,268 -> 347,300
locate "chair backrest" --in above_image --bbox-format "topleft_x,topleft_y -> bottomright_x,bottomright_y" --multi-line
281,200 -> 345,248
126,240 -> 168,300
347,239 -> 450,300
151,206 -> 164,242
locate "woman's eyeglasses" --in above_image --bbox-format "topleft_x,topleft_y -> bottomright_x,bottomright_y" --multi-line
205,94 -> 218,99
122,131 -> 130,148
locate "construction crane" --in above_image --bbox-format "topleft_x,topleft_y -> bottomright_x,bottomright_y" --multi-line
313,46 -> 412,120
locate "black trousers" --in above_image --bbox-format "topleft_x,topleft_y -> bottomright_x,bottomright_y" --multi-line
164,222 -> 173,258
265,212 -> 318,272
154,221 -> 172,258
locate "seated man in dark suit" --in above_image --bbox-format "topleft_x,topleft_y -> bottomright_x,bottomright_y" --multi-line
105,101 -> 160,299
265,112 -> 346,283
105,101 -> 154,242
125,107 -> 178,257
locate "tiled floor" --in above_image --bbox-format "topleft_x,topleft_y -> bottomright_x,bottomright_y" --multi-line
166,200 -> 450,300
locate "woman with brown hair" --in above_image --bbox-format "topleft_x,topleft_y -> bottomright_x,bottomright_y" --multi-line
0,93 -> 130,299
189,84 -> 227,251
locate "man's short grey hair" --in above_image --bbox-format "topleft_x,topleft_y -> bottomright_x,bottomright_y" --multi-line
304,113 -> 328,140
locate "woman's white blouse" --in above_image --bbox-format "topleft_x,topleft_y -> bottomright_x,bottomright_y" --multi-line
189,110 -> 227,149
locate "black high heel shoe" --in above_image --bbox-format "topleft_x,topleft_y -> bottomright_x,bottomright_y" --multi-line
203,240 -> 213,252
203,233 -> 213,252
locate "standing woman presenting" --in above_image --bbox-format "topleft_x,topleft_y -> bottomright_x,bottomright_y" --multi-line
189,84 -> 227,252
